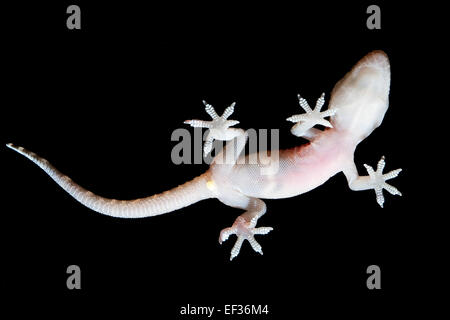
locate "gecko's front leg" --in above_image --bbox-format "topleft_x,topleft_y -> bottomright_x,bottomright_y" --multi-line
286,93 -> 337,140
343,156 -> 402,207
218,196 -> 273,261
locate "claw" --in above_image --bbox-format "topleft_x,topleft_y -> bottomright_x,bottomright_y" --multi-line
219,216 -> 273,260
230,236 -> 245,260
287,93 -> 337,137
364,156 -> 402,208
185,101 -> 242,155
218,226 -> 236,244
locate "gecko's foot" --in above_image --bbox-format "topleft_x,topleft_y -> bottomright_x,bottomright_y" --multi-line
364,156 -> 402,208
219,216 -> 273,261
184,101 -> 242,156
286,93 -> 337,137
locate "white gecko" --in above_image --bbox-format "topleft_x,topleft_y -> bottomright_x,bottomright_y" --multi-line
7,50 -> 402,260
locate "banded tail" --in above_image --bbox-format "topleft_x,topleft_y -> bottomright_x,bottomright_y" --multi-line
6,143 -> 213,218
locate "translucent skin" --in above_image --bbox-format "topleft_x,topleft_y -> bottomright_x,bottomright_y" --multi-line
228,129 -> 356,199
6,51 -> 397,259
213,50 -> 391,202
8,51 -> 390,218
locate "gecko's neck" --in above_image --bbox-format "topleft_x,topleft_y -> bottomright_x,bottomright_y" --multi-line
286,129 -> 358,162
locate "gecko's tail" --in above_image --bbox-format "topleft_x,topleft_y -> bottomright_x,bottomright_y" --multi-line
6,143 -> 214,218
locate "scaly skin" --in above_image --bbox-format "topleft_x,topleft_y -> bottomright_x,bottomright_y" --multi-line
7,50 -> 402,260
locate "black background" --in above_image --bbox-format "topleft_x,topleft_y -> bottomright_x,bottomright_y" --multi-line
1,1 -> 443,317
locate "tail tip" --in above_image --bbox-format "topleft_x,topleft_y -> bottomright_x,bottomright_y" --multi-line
6,143 -> 22,152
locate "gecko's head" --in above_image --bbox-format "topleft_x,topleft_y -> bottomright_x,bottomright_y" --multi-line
328,50 -> 391,144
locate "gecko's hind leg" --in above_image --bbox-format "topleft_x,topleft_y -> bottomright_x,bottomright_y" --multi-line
184,100 -> 243,156
218,196 -> 273,260
300,128 -> 322,141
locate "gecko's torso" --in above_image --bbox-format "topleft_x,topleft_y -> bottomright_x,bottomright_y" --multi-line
221,129 -> 354,199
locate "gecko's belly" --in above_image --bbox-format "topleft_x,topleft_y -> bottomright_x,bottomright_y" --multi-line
230,144 -> 346,199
